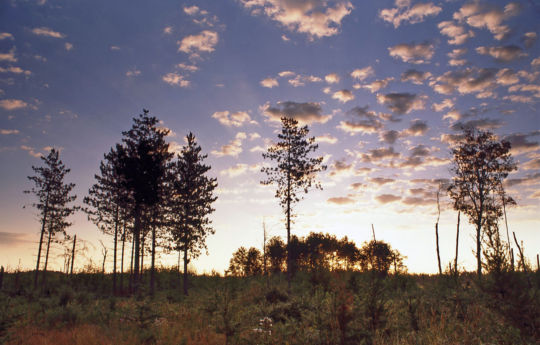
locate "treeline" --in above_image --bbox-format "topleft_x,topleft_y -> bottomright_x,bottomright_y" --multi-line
227,233 -> 405,277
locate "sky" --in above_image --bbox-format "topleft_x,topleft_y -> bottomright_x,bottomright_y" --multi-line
0,0 -> 539,275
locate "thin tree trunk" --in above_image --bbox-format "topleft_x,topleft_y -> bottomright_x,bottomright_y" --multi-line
70,235 -> 76,276
476,221 -> 482,278
512,232 -> 527,273
454,211 -> 460,276
129,232 -> 135,293
42,227 -> 53,287
510,248 -> 515,271
150,220 -> 156,296
113,206 -> 118,294
435,223 -> 442,275
183,247 -> 189,295
133,207 -> 141,292
435,186 -> 442,275
34,193 -> 50,289
120,221 -> 126,293
141,232 -> 145,279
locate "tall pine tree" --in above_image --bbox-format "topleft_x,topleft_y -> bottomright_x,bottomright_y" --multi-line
261,117 -> 326,290
169,132 -> 217,295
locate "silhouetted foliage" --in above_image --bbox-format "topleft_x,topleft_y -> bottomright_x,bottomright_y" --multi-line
261,117 -> 326,289
267,236 -> 286,273
115,109 -> 173,291
227,247 -> 263,277
168,132 -> 217,295
25,148 -> 77,289
448,127 -> 516,277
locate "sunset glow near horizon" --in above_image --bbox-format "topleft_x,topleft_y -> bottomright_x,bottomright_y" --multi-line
0,0 -> 539,275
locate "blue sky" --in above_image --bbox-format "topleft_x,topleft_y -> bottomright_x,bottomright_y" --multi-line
1,0 -> 539,274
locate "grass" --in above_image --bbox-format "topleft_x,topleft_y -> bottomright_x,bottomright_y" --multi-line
0,269 -> 538,344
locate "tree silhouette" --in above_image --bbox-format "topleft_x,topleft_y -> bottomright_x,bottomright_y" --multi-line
261,117 -> 326,290
447,127 -> 516,278
169,132 -> 217,295
116,109 -> 172,291
84,146 -> 129,294
227,247 -> 263,277
25,148 -> 77,288
267,236 -> 286,273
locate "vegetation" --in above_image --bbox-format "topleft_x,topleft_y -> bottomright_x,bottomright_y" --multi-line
14,113 -> 539,344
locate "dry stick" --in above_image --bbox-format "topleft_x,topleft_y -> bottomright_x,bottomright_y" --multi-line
536,254 -> 539,272
512,232 -> 527,273
510,248 -> 515,271
70,235 -> 76,276
454,211 -> 460,276
371,224 -> 376,242
435,185 -> 442,275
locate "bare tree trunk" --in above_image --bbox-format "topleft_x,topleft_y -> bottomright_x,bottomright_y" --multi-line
133,206 -> 141,292
140,232 -> 145,280
129,233 -> 135,293
0,266 -> 3,291
435,223 -> 442,275
42,227 -> 53,287
435,186 -> 442,275
513,232 -> 527,273
150,220 -> 156,296
113,206 -> 118,294
183,247 -> 189,296
476,221 -> 482,278
120,221 -> 126,293
510,248 -> 514,271
34,193 -> 50,289
70,235 -> 76,276
454,211 -> 460,276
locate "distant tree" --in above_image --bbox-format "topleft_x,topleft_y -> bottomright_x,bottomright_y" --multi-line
336,236 -> 360,270
116,109 -> 173,291
25,148 -> 77,289
261,117 -> 326,290
228,247 -> 263,277
359,240 -> 404,275
447,127 -> 516,278
267,236 -> 286,273
169,132 -> 218,295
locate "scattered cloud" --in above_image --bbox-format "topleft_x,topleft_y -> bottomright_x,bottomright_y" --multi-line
450,118 -> 503,131
351,66 -> 374,81
212,132 -> 246,157
403,119 -> 428,136
0,66 -> 31,76
0,232 -> 32,246
316,134 -> 338,144
388,42 -> 434,64
260,77 -> 278,88
178,30 -> 219,59
522,32 -> 537,49
337,106 -> 385,135
64,42 -> 73,51
380,1 -> 442,28
20,145 -> 42,158
375,193 -> 401,204
327,196 -> 356,205
220,163 -> 261,177
0,99 -> 29,110
238,0 -> 354,39
261,101 -> 331,124
288,74 -> 322,87
0,33 -> 14,40
325,73 -> 340,84
447,48 -> 467,66
31,27 -> 65,39
176,63 -> 198,72
376,93 -> 426,114
360,147 -> 400,163
504,131 -> 540,155
369,177 -> 395,186
531,57 -> 540,67
0,129 -> 19,135
438,21 -> 474,45
332,89 -> 354,103
0,48 -> 17,62
126,69 -> 141,77
361,77 -> 394,93
401,69 -> 431,85
212,110 -> 257,127
163,26 -> 173,34
476,45 -> 527,63
432,98 -> 454,112
162,72 -> 190,87
379,130 -> 399,144
431,67 -> 498,97
453,2 -> 520,41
